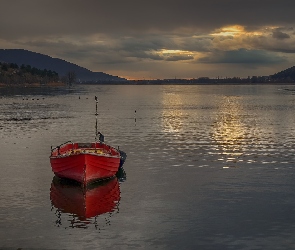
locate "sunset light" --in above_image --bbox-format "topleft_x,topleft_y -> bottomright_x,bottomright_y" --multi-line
211,25 -> 245,37
210,25 -> 268,38
160,49 -> 194,57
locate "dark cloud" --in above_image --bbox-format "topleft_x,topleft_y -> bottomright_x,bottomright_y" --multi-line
265,47 -> 295,54
198,49 -> 286,64
272,30 -> 291,40
177,36 -> 213,52
119,38 -> 166,52
1,0 -> 295,39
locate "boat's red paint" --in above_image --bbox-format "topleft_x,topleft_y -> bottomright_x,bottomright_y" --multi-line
50,177 -> 120,220
50,142 -> 121,184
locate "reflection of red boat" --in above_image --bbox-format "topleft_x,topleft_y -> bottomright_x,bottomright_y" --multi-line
50,96 -> 127,185
50,141 -> 123,184
50,176 -> 120,221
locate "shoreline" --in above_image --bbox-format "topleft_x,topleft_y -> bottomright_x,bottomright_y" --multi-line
77,82 -> 295,86
0,82 -> 67,88
0,82 -> 295,87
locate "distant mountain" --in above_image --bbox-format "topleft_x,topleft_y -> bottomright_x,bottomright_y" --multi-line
271,66 -> 295,81
0,49 -> 126,82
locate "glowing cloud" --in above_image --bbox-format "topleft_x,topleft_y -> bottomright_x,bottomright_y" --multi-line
211,25 -> 245,37
156,49 -> 194,61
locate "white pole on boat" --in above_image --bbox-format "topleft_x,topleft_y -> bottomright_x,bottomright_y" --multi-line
95,96 -> 98,116
94,96 -> 104,143
95,96 -> 98,141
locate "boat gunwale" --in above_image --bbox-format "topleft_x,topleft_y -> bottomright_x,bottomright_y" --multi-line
50,141 -> 120,158
50,151 -> 121,159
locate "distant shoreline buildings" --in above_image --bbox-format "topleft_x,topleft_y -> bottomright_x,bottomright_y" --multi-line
81,76 -> 295,85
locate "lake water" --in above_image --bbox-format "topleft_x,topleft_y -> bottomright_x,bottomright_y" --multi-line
1,84 -> 295,250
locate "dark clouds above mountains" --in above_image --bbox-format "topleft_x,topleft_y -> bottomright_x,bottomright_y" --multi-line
1,0 -> 295,79
2,0 -> 295,36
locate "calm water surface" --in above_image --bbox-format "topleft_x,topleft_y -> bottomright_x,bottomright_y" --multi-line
1,85 -> 295,250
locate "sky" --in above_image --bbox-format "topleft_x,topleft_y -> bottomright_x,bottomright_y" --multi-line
1,0 -> 295,80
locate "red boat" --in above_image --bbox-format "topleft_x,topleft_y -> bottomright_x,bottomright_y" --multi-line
50,96 -> 126,185
50,141 -> 123,184
50,176 -> 120,225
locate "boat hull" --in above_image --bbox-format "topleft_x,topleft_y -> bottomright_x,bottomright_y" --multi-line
50,153 -> 120,184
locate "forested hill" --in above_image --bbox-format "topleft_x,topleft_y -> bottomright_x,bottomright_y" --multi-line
271,66 -> 295,81
0,62 -> 59,84
0,49 -> 126,82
